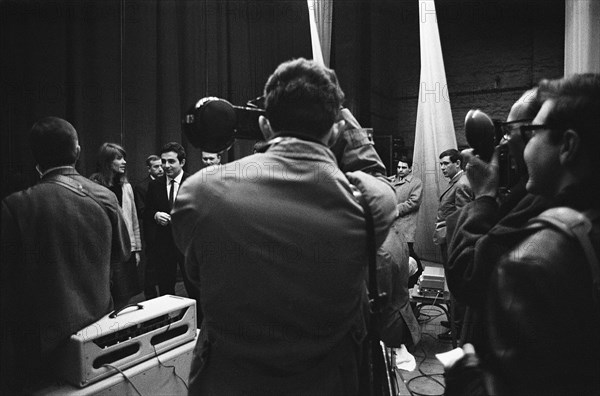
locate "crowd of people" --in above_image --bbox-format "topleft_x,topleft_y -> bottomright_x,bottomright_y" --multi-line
1,58 -> 599,395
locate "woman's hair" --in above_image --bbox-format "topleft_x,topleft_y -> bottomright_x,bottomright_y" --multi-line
95,142 -> 128,187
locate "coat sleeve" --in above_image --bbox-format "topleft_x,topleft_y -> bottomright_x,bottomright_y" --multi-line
397,178 -> 423,216
124,183 -> 142,251
105,193 -> 132,266
171,174 -> 214,297
445,196 -> 501,305
455,180 -> 474,209
345,170 -> 397,248
331,128 -> 387,177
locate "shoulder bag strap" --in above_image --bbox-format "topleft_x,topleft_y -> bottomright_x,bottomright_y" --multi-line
41,174 -> 111,217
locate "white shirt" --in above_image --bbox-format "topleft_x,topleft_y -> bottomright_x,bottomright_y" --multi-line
166,171 -> 184,203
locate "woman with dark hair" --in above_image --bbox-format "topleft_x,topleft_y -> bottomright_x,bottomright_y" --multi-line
90,142 -> 142,307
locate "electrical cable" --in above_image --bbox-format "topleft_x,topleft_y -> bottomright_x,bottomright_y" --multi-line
404,341 -> 445,396
398,304 -> 448,396
151,321 -> 190,391
102,363 -> 143,396
417,306 -> 444,324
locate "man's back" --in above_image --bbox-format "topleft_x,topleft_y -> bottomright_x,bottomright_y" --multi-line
1,167 -> 130,391
172,138 -> 396,394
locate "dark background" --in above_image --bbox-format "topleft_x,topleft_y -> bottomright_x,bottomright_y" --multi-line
0,0 -> 564,198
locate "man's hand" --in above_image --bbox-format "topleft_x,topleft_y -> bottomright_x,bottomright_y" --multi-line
154,211 -> 171,226
462,148 -> 499,199
338,108 -> 361,131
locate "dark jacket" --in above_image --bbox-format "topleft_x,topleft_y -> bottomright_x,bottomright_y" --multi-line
0,167 -> 130,392
484,185 -> 600,395
144,173 -> 188,253
446,184 -> 600,395
445,192 -> 550,353
134,175 -> 151,219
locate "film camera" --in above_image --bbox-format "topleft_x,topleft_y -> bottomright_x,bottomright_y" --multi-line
464,109 -> 526,199
181,96 -> 266,152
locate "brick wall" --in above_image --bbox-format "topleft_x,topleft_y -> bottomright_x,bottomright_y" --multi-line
334,0 -> 565,158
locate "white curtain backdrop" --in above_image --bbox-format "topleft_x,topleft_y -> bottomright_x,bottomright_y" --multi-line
564,0 -> 600,75
412,0 -> 457,263
307,0 -> 333,67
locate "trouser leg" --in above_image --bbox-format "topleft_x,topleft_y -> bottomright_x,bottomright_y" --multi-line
156,250 -> 177,296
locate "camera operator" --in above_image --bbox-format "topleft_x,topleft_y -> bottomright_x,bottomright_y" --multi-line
171,58 -> 396,395
444,73 -> 600,395
444,87 -> 551,353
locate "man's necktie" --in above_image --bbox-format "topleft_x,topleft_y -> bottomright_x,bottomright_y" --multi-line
169,179 -> 175,208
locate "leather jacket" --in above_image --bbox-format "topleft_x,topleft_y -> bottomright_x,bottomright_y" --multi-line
485,185 -> 600,395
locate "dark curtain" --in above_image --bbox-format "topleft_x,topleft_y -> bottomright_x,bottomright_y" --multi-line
0,0 -> 565,198
1,0 -> 311,198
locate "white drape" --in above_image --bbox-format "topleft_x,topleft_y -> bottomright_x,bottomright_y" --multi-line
564,0 -> 600,75
307,0 -> 333,67
412,0 -> 457,263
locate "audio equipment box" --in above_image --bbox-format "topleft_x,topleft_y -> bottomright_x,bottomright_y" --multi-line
417,265 -> 446,294
54,295 -> 197,388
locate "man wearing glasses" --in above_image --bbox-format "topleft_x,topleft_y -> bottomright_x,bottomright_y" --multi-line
443,88 -> 550,356
444,74 -> 600,396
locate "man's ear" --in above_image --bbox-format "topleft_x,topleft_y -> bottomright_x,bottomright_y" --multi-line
560,129 -> 581,165
324,120 -> 345,147
74,144 -> 81,162
180,158 -> 186,167
259,115 -> 275,140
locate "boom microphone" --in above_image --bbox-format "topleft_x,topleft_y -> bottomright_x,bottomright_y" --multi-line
182,97 -> 265,152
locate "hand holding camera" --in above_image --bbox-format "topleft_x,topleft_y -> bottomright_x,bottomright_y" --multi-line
464,108 -> 524,201
461,148 -> 500,199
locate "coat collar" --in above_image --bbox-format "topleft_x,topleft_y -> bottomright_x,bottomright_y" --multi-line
41,166 -> 79,180
265,137 -> 338,165
440,170 -> 464,199
392,174 -> 414,186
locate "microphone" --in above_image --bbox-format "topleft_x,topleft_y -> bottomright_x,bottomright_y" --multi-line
464,109 -> 496,162
182,97 -> 265,152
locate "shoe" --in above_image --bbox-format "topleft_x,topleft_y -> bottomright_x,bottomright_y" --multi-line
411,302 -> 420,317
437,329 -> 453,341
440,320 -> 450,328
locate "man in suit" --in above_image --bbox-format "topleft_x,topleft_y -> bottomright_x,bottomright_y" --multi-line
134,154 -> 163,299
134,154 -> 163,219
391,155 -> 423,287
0,117 -> 130,393
434,149 -> 474,260
434,148 -> 474,341
144,142 -> 197,303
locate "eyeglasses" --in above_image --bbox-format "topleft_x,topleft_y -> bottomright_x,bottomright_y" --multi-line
519,124 -> 552,143
498,118 -> 533,142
